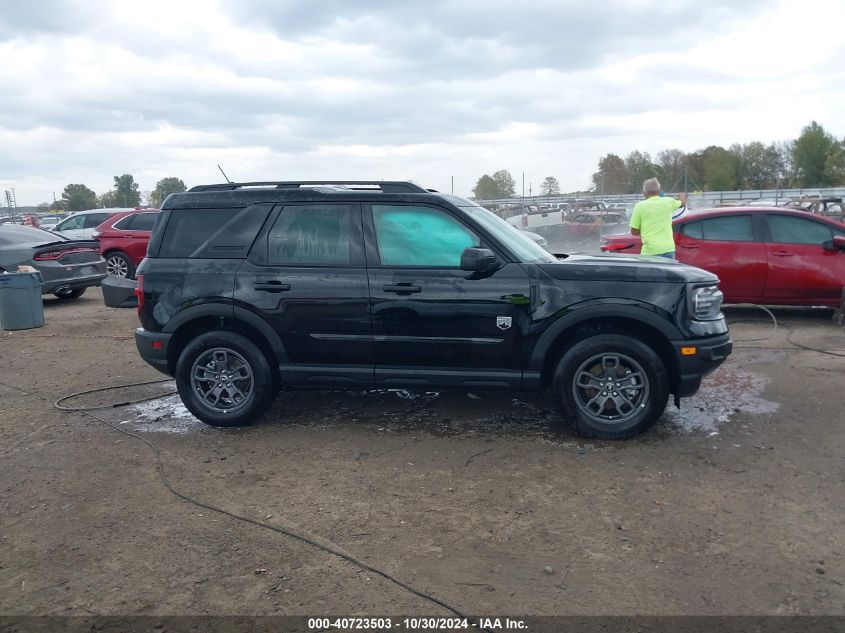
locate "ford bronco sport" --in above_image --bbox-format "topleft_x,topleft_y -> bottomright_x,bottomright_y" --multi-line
134,181 -> 731,439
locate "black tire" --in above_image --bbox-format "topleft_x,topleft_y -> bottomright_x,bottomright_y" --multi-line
105,251 -> 134,279
175,330 -> 278,427
553,333 -> 668,440
54,288 -> 86,300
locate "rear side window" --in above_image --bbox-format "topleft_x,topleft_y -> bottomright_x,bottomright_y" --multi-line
158,207 -> 270,258
680,221 -> 703,239
767,214 -> 835,245
267,205 -> 352,266
697,215 -> 754,242
129,213 -> 158,231
84,213 -> 111,228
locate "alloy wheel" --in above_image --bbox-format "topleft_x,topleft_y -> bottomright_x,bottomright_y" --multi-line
190,348 -> 254,414
571,352 -> 650,424
106,255 -> 129,277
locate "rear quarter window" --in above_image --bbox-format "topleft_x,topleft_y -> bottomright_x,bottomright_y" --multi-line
158,206 -> 271,258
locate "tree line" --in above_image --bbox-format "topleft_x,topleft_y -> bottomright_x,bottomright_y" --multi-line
473,121 -> 845,200
593,121 -> 844,195
46,175 -> 188,213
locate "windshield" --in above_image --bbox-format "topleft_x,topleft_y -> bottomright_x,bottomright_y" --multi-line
459,204 -> 557,263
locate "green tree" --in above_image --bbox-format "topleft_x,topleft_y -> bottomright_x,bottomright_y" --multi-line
702,146 -> 738,191
61,184 -> 98,212
99,191 -> 116,207
152,176 -> 187,206
625,151 -> 662,193
491,169 -> 516,198
657,149 -> 686,190
591,153 -> 630,194
472,174 -> 501,200
823,141 -> 845,186
540,176 -> 560,197
793,121 -> 837,187
111,174 -> 141,207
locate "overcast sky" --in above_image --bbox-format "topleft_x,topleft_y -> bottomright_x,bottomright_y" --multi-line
2,0 -> 844,205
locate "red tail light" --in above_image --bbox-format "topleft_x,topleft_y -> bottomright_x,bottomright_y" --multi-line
33,247 -> 98,260
135,274 -> 145,315
600,242 -> 635,252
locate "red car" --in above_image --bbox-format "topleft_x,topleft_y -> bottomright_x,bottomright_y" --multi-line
93,208 -> 160,279
600,207 -> 845,306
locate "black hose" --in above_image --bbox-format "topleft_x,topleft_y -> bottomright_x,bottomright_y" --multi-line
0,378 -> 484,626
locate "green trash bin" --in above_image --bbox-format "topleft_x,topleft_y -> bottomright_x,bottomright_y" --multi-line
0,271 -> 45,331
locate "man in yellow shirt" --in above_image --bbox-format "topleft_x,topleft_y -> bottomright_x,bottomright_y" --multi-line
629,178 -> 687,258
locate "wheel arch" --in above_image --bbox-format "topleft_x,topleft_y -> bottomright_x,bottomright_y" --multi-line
532,304 -> 681,393
164,306 -> 288,376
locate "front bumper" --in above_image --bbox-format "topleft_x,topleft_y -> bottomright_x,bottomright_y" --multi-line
671,333 -> 732,398
135,328 -> 173,375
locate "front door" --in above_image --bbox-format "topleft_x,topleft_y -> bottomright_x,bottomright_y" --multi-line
364,203 -> 531,390
236,202 -> 372,386
763,213 -> 845,305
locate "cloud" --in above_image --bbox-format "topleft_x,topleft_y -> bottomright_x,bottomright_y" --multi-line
0,0 -> 843,203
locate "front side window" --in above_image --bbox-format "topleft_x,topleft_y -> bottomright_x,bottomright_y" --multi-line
372,205 -> 479,267
267,205 -> 352,266
699,215 -> 754,242
767,214 -> 834,245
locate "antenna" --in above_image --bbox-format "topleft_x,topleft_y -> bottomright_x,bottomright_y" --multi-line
217,164 -> 232,183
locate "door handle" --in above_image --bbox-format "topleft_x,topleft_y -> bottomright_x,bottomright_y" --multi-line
771,250 -> 794,257
680,244 -> 699,249
383,283 -> 421,294
254,281 -> 291,292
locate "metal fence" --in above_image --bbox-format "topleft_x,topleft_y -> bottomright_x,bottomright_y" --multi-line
482,187 -> 845,208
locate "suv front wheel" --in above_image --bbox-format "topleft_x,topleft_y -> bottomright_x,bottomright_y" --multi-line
554,334 -> 668,440
175,330 -> 278,427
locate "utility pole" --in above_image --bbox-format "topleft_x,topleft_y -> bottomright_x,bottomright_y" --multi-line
451,175 -> 454,194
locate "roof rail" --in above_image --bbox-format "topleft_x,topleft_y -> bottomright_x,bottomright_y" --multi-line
188,181 -> 428,194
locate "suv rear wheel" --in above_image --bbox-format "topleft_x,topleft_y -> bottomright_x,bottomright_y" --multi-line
554,334 -> 668,439
175,330 -> 278,427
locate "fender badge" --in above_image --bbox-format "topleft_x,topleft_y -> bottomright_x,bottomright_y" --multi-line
497,316 -> 512,330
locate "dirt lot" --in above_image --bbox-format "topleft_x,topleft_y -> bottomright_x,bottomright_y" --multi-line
1,289 -> 844,617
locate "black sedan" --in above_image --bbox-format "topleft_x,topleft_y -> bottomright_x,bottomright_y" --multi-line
0,224 -> 107,300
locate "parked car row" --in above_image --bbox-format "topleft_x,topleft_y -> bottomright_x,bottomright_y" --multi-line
600,206 -> 845,307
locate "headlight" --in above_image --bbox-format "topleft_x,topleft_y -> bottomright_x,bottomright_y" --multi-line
688,284 -> 724,321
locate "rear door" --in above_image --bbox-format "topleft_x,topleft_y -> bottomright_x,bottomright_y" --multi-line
236,202 -> 372,386
118,212 -> 159,265
364,202 -> 531,389
674,214 -> 767,302
762,213 -> 845,305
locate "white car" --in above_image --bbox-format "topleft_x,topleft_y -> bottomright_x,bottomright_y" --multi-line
53,208 -> 128,240
39,216 -> 62,229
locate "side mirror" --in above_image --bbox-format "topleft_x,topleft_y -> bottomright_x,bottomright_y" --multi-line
823,235 -> 845,252
460,247 -> 497,272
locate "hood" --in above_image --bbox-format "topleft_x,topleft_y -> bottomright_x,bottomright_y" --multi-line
538,253 -> 718,284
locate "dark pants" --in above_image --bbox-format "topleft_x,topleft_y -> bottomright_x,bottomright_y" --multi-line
656,251 -> 676,259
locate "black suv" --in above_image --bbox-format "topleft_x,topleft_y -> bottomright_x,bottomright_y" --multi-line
134,181 -> 731,439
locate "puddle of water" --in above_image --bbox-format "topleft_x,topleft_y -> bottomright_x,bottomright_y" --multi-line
662,364 -> 779,434
125,394 -> 206,435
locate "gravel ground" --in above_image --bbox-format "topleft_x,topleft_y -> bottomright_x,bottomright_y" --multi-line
1,289 -> 844,617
